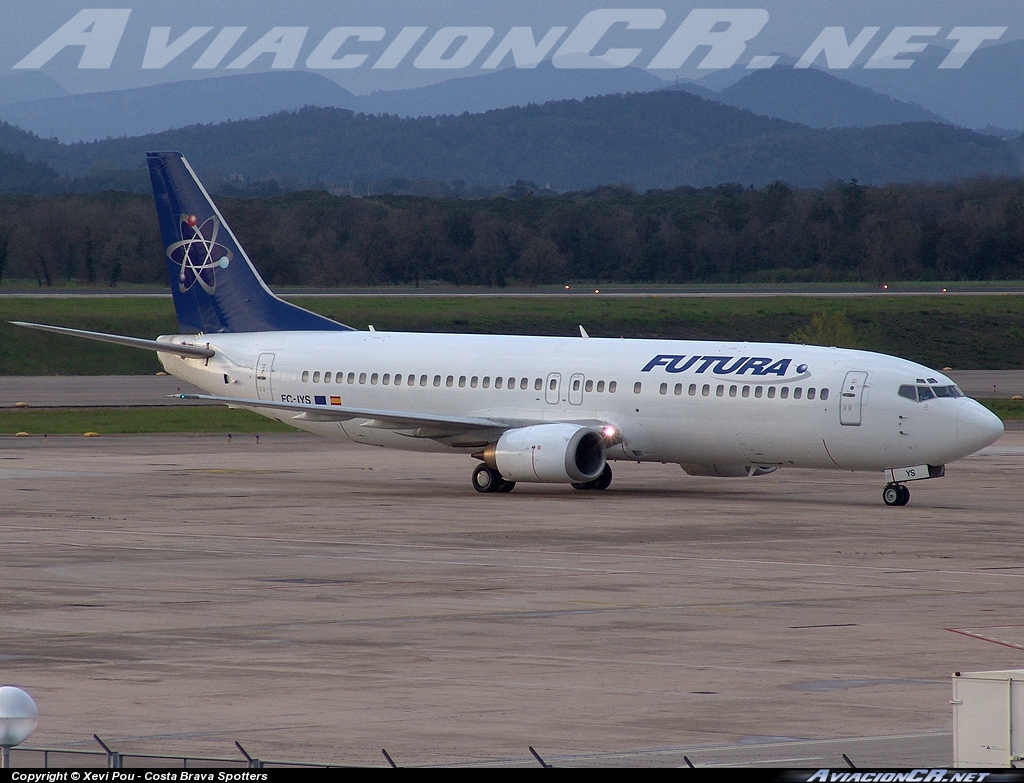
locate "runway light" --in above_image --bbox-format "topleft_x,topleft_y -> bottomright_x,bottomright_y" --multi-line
882,284 -> 889,290
594,289 -> 600,294
564,285 -> 570,290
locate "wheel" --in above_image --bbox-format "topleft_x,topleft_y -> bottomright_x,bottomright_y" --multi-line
883,483 -> 907,506
497,479 -> 516,492
472,463 -> 501,493
571,464 -> 612,491
897,484 -> 910,506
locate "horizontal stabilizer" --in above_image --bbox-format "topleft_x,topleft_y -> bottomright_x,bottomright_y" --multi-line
10,321 -> 215,359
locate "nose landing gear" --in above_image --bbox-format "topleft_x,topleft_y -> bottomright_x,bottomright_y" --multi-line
882,482 -> 910,506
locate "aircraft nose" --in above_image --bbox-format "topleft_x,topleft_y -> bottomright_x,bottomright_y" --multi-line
957,400 -> 1004,453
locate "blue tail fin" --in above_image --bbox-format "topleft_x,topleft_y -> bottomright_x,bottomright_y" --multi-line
147,151 -> 352,334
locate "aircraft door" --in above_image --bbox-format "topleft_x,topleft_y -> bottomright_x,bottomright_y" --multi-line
545,372 -> 561,404
256,352 -> 275,400
840,370 -> 868,426
568,373 -> 585,405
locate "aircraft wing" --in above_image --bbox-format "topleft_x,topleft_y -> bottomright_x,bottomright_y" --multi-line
175,392 -> 515,444
175,393 -> 619,448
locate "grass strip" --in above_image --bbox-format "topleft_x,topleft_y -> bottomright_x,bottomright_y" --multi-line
0,406 -> 296,435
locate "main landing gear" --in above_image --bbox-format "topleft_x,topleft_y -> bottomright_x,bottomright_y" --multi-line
572,464 -> 613,491
882,482 -> 910,506
472,463 -> 516,493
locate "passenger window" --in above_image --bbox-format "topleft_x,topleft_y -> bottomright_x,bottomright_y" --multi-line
585,380 -> 594,392
382,374 -> 390,385
767,387 -> 776,398
701,384 -> 710,397
358,372 -> 366,384
573,379 -> 581,392
609,381 -> 617,393
780,387 -> 789,399
394,374 -> 402,385
597,380 -> 605,393
674,384 -> 682,396
312,371 -> 320,383
741,385 -> 750,398
820,388 -> 829,401
481,377 -> 489,388
495,377 -> 503,389
520,378 -> 529,390
301,370 -> 309,382
634,382 -> 642,394
549,378 -> 557,391
793,387 -> 802,400
716,385 -> 724,397
688,384 -> 697,396
535,378 -> 543,391
446,376 -> 454,387
324,372 -> 332,383
754,386 -> 763,398
659,383 -> 667,395
420,375 -> 428,386
459,376 -> 467,388
370,373 -> 379,385
807,387 -> 816,400
433,375 -> 441,387
729,385 -> 737,397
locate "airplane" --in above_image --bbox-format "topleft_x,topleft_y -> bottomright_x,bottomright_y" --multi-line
12,151 -> 1005,506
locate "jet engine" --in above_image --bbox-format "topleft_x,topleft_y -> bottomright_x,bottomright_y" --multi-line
477,423 -> 606,483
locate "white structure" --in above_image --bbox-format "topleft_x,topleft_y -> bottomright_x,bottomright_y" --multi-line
952,669 -> 1024,768
0,686 -> 38,768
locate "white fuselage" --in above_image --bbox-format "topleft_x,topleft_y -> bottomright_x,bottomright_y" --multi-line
158,330 -> 1003,474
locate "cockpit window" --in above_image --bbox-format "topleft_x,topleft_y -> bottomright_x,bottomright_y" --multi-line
898,383 -> 964,403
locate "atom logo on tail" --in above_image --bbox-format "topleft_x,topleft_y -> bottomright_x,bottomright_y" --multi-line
166,213 -> 232,294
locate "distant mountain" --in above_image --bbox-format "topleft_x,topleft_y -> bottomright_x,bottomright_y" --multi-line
840,37 -> 1024,133
22,91 -> 1017,193
0,72 -> 67,106
357,62 -> 666,117
0,66 -> 668,143
0,71 -> 360,143
715,66 -> 947,128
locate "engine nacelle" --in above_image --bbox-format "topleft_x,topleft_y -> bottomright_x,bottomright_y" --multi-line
480,423 -> 606,484
679,463 -> 778,478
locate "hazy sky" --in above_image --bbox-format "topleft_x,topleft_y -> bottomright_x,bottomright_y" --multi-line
6,2 -> 1021,95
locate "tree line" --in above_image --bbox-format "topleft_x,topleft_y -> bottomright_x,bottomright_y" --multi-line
1,176 -> 1022,288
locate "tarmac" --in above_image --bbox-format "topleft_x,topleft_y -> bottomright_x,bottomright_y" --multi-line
2,423 -> 1023,767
